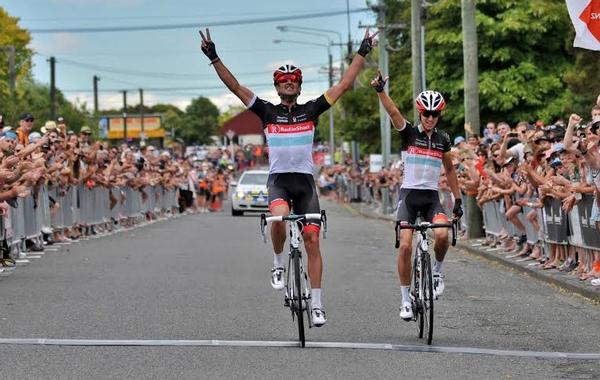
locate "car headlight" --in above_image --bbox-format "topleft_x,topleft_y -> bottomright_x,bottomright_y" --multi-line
236,191 -> 245,199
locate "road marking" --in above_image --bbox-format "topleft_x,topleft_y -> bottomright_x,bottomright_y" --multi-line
0,338 -> 597,359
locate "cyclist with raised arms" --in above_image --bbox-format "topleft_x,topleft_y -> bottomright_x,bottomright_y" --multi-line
370,72 -> 463,321
199,28 -> 378,327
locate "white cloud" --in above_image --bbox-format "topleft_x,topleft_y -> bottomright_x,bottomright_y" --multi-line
31,33 -> 82,55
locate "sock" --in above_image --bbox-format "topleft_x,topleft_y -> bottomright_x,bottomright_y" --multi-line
312,288 -> 322,309
400,286 -> 410,305
433,259 -> 443,274
273,252 -> 285,268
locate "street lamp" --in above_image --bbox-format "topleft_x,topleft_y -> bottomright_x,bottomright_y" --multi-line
276,25 -> 345,73
273,39 -> 336,164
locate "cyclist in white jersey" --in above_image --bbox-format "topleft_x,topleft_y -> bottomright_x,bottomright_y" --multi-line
371,72 -> 463,320
199,28 -> 378,326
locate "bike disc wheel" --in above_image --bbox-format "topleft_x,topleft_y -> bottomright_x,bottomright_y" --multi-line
293,249 -> 305,347
422,254 -> 434,345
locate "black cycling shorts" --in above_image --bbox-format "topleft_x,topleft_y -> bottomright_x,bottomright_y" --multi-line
267,173 -> 321,225
396,189 -> 448,224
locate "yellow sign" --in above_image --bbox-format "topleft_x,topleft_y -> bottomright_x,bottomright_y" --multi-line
107,116 -> 165,139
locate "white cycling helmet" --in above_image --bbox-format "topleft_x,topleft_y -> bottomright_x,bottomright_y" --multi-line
415,90 -> 446,113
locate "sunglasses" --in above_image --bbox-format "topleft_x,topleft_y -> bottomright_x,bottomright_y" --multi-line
422,110 -> 441,118
275,74 -> 300,84
25,118 -> 34,122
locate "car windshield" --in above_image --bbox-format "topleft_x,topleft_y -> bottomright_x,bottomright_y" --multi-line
239,173 -> 268,185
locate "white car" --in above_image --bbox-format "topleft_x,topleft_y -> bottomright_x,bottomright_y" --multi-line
230,170 -> 269,216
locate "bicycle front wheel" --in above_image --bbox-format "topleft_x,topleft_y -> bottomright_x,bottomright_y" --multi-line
292,249 -> 305,347
421,253 -> 434,345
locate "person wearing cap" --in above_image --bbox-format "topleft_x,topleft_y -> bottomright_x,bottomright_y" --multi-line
499,121 -> 529,163
16,112 -> 34,145
79,125 -> 92,146
453,136 -> 467,150
41,120 -> 58,135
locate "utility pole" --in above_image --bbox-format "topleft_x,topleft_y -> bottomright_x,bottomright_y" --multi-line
7,45 -> 16,95
93,75 -> 100,115
328,51 -> 335,164
411,0 -> 424,122
376,0 -> 391,214
139,88 -> 145,143
121,90 -> 128,144
462,0 -> 483,238
49,56 -> 56,121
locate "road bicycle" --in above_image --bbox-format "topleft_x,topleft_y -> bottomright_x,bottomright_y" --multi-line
394,218 -> 457,345
260,211 -> 327,347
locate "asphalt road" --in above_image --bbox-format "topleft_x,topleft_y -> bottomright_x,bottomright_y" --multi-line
0,200 -> 598,379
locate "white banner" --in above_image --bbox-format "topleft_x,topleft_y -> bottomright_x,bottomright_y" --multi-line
566,0 -> 600,50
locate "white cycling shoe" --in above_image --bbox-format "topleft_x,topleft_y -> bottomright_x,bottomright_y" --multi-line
311,308 -> 327,327
433,272 -> 445,298
400,302 -> 413,321
270,267 -> 285,290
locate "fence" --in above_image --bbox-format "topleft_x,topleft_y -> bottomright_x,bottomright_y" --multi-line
340,178 -> 600,255
3,184 -> 179,256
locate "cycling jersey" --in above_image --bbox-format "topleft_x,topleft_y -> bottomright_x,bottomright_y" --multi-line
248,94 -> 333,175
397,121 -> 451,191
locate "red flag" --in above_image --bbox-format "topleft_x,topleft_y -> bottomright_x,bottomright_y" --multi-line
567,0 -> 600,50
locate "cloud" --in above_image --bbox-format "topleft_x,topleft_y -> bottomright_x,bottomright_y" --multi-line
31,33 -> 82,55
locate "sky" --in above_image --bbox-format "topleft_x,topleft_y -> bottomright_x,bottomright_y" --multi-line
3,0 -> 376,113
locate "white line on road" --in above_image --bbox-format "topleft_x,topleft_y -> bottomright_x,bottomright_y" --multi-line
0,338 -> 597,359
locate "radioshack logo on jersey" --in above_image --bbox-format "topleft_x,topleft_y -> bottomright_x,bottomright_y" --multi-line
407,146 -> 443,159
267,122 -> 314,134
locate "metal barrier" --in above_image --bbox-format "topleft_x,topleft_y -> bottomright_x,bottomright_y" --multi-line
2,184 -> 180,256
479,195 -> 600,250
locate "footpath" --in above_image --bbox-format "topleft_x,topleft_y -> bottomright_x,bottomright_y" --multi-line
345,202 -> 600,303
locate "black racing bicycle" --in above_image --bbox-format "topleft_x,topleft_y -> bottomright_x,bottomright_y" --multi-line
260,211 -> 327,347
395,219 -> 457,345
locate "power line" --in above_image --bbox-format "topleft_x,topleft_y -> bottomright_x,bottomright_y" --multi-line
48,56 -> 329,80
22,8 -> 345,22
59,78 -> 328,93
29,8 -> 369,33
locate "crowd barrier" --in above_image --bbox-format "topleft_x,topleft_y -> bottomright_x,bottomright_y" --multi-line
339,177 -> 599,254
3,184 -> 180,256
479,194 -> 600,252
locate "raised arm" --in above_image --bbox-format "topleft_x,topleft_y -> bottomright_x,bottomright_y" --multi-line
564,113 -> 581,152
199,28 -> 254,106
370,71 -> 407,130
325,28 -> 378,104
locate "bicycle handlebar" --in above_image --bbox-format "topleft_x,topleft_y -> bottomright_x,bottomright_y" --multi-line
260,210 -> 328,242
394,219 -> 458,249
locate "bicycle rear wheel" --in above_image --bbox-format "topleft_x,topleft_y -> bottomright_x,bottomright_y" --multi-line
292,249 -> 305,347
421,253 -> 434,345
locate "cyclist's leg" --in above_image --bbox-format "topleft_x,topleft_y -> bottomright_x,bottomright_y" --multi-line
427,201 -> 450,263
294,174 -> 326,325
267,174 -> 291,261
396,189 -> 417,286
294,174 -> 322,290
425,193 -> 450,296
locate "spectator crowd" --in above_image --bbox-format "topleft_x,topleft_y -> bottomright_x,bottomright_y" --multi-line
0,111 -> 239,269
316,96 -> 600,287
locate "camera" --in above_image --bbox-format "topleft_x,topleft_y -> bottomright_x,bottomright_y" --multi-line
136,156 -> 145,171
508,132 -> 518,138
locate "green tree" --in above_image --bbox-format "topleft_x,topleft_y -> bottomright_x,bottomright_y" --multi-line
381,0 -> 600,139
16,79 -> 90,132
0,6 -> 33,123
179,96 -> 220,145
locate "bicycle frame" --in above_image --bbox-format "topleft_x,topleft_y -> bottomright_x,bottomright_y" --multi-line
260,211 -> 327,346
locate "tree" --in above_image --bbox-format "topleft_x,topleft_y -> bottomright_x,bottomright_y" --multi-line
179,96 -> 220,145
381,0 -> 600,138
0,6 -> 33,124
